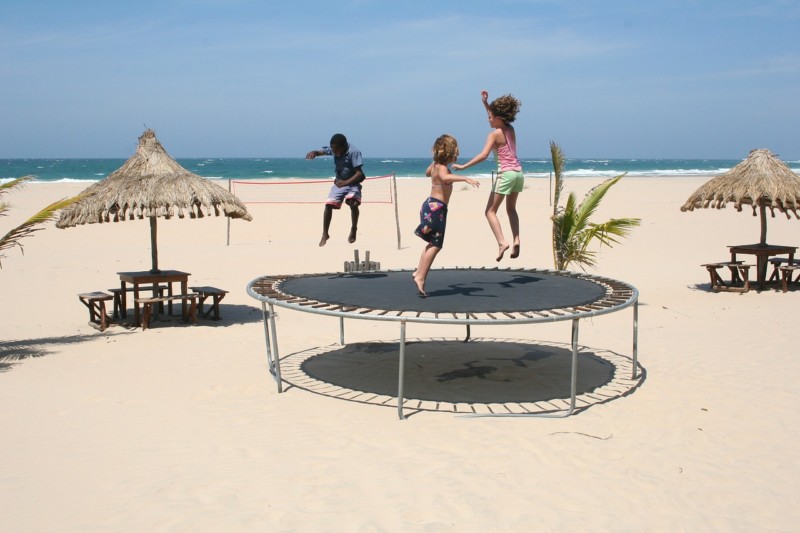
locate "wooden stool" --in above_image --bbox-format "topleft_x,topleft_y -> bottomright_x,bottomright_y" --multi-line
702,261 -> 750,292
190,286 -> 228,320
769,257 -> 800,284
779,265 -> 800,292
78,291 -> 113,331
109,284 -> 167,319
136,294 -> 198,330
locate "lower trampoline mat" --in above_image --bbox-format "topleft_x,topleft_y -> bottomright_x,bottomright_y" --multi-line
278,269 -> 607,314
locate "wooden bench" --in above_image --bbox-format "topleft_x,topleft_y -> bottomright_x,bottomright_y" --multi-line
778,265 -> 800,292
768,257 -> 800,284
135,294 -> 199,330
702,261 -> 752,292
109,284 -> 168,319
190,286 -> 228,320
78,291 -> 114,331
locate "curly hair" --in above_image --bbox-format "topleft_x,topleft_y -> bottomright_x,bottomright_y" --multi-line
432,134 -> 459,165
489,94 -> 522,124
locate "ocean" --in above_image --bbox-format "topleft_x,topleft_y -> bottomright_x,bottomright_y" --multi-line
3,157 -> 800,184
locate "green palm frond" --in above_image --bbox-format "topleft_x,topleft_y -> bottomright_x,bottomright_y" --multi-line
550,143 -> 641,271
550,141 -> 567,268
0,176 -> 35,217
549,141 -> 565,214
0,179 -> 84,267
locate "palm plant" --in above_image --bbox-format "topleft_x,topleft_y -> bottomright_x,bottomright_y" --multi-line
550,142 -> 641,270
1,176 -> 82,267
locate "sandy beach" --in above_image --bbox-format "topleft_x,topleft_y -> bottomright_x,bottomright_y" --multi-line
2,175 -> 799,531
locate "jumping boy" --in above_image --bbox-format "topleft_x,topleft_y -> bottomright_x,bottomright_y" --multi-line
306,133 -> 365,246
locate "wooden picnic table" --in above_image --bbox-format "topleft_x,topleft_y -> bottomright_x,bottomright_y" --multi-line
728,244 -> 796,290
117,270 -> 191,325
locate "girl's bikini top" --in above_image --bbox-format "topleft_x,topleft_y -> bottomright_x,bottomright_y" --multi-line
430,163 -> 453,188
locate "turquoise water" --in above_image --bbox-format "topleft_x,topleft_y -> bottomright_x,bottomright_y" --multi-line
3,157 -> 800,184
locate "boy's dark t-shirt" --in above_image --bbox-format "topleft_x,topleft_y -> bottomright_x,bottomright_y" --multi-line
322,144 -> 365,183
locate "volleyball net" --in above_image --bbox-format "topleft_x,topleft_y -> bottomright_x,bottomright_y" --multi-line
228,173 -> 401,249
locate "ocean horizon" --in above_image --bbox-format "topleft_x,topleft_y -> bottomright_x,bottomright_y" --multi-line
3,157 -> 800,185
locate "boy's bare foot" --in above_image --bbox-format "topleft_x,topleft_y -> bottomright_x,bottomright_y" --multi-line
510,243 -> 520,259
319,234 -> 330,247
496,243 -> 510,262
348,228 -> 357,244
413,274 -> 427,297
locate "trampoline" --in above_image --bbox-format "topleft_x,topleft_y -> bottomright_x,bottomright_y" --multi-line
247,267 -> 639,419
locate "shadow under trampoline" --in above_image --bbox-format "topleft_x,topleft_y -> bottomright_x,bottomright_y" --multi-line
278,337 -> 644,417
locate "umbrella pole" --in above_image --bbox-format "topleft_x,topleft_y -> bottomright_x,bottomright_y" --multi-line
760,204 -> 767,245
150,216 -> 160,273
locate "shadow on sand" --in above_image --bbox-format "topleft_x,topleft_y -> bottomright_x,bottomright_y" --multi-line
272,337 -> 645,416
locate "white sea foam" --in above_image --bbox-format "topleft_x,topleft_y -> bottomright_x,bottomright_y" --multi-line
0,177 -> 101,185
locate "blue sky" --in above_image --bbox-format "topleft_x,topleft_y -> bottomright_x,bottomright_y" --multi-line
1,0 -> 798,159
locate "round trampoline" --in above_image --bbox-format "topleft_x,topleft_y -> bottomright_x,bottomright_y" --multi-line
247,267 -> 639,419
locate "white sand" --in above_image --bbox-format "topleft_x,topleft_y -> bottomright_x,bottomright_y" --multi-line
2,176 -> 799,531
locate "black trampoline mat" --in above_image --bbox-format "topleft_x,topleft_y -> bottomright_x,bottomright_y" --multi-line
279,269 -> 607,314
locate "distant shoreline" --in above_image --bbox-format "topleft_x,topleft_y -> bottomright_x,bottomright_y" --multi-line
4,157 -> 798,184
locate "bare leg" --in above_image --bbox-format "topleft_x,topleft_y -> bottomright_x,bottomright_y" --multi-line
485,192 -> 509,261
506,192 -> 521,258
319,205 -> 333,247
348,204 -> 359,243
413,244 -> 440,297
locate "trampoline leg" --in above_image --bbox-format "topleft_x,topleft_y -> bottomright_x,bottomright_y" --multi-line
632,299 -> 639,379
397,320 -> 407,420
464,323 -> 471,343
261,302 -> 282,393
463,319 -> 582,419
339,316 -> 345,345
566,319 -> 579,416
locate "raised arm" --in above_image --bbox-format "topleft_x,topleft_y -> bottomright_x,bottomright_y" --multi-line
451,129 -> 501,171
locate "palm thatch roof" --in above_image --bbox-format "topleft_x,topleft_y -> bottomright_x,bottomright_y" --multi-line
680,149 -> 800,245
680,149 -> 800,217
56,129 -> 252,272
56,129 -> 252,227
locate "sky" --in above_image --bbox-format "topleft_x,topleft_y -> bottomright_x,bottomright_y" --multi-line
0,0 -> 798,159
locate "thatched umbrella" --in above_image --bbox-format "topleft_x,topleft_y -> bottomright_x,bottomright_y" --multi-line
680,149 -> 800,244
57,129 -> 252,272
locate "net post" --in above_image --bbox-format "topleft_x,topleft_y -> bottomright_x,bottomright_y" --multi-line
392,173 -> 401,250
226,179 -> 232,246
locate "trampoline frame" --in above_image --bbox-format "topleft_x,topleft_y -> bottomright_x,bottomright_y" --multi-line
246,267 -> 639,419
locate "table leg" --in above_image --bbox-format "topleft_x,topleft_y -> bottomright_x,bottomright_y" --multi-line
133,283 -> 141,326
757,255 -> 767,290
180,280 -> 187,318
119,281 -> 128,319
166,281 -> 174,315
729,252 -> 742,283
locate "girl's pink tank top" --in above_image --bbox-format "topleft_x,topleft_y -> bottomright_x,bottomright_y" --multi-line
495,127 -> 521,172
